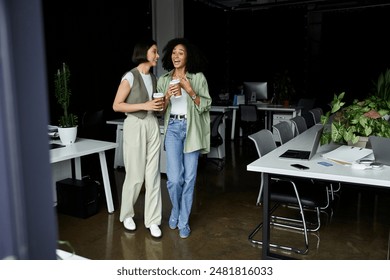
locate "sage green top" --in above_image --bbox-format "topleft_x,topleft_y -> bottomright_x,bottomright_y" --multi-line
157,71 -> 212,154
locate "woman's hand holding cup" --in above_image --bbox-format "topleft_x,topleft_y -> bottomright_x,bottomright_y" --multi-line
152,92 -> 164,111
169,79 -> 181,98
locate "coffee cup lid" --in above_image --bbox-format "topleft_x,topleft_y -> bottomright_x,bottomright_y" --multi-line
170,79 -> 180,84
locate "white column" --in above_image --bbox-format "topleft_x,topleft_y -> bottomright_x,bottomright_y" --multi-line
151,0 -> 184,77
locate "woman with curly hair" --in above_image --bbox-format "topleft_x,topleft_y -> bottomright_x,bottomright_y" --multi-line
157,38 -> 212,238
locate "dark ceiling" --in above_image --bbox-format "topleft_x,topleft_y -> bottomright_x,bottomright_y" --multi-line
196,0 -> 390,11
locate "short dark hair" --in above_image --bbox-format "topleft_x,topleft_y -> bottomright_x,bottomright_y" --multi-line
161,38 -> 208,74
132,38 -> 157,64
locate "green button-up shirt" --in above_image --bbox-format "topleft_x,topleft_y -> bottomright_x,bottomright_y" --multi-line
157,71 -> 212,154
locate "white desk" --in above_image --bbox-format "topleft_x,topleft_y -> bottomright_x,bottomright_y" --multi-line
247,125 -> 390,259
56,249 -> 89,260
50,138 -> 118,213
209,105 -> 232,114
107,106 -> 230,169
229,104 -> 301,140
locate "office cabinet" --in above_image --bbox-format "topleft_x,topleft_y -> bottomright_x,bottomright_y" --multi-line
56,178 -> 100,218
114,125 -> 124,169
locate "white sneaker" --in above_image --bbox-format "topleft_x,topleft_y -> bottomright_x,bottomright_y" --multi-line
149,224 -> 162,238
124,217 -> 136,231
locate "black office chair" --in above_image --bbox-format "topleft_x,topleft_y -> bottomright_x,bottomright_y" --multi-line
248,129 -> 329,254
297,98 -> 316,111
238,104 -> 262,138
79,109 -> 106,140
290,115 -> 308,137
78,109 -> 107,186
207,113 -> 225,171
309,108 -> 323,124
272,121 -> 294,145
251,127 -> 329,210
301,110 -> 315,128
273,120 -> 334,208
296,98 -> 316,129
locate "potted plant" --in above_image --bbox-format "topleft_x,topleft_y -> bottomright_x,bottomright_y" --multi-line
372,68 -> 390,101
320,91 -> 390,146
54,62 -> 78,144
273,69 -> 296,107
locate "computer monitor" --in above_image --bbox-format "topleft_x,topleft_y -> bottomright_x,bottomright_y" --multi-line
243,81 -> 268,103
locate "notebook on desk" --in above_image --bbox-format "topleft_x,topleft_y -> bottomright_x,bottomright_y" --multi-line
279,126 -> 324,160
322,145 -> 373,165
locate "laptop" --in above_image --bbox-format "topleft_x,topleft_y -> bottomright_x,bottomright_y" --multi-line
368,136 -> 390,166
279,125 -> 324,160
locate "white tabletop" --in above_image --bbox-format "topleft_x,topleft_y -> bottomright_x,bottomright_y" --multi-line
50,138 -> 118,163
106,118 -> 125,125
229,104 -> 301,113
210,105 -> 232,113
247,125 -> 390,188
56,249 -> 89,260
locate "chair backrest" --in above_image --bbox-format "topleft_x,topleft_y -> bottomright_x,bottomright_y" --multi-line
297,98 -> 316,111
309,108 -> 322,124
248,129 -> 277,205
248,129 -> 277,157
290,115 -> 308,136
239,104 -> 258,122
301,111 -> 315,128
210,113 -> 224,148
79,109 -> 105,140
273,121 -> 294,145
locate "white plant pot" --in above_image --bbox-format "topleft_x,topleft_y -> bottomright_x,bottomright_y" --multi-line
58,126 -> 78,145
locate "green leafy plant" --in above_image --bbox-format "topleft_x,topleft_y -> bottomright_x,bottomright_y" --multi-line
273,69 -> 296,103
372,68 -> 390,101
54,62 -> 78,127
320,92 -> 390,145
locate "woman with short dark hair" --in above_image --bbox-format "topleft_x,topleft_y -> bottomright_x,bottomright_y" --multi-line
113,38 -> 163,238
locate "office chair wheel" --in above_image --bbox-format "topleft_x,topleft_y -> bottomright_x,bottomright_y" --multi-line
217,160 -> 224,171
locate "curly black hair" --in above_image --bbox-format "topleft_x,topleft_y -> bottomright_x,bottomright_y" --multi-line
161,38 -> 208,74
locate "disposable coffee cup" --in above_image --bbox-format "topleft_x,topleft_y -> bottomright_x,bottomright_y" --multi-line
153,92 -> 164,111
170,79 -> 181,98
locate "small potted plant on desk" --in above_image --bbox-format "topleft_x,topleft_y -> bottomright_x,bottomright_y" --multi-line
320,91 -> 390,147
54,62 -> 78,145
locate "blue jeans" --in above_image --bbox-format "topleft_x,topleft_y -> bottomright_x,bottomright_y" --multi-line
165,118 -> 200,230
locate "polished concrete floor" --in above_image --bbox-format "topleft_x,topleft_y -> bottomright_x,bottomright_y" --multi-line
56,137 -> 390,260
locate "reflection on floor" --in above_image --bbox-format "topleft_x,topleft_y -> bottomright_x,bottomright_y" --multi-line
57,138 -> 390,260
